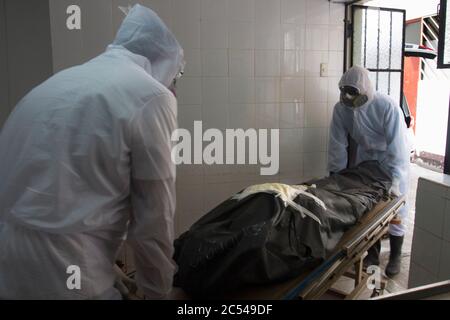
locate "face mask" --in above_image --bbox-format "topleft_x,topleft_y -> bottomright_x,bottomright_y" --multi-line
169,70 -> 184,98
339,86 -> 368,108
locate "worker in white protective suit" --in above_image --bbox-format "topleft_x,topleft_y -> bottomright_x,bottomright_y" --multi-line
328,66 -> 410,277
0,4 -> 185,299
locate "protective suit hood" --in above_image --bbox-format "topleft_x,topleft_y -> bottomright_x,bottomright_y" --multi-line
113,4 -> 185,88
338,66 -> 375,107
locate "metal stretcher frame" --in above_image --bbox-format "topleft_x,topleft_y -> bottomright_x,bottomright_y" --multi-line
224,196 -> 406,300
372,280 -> 450,300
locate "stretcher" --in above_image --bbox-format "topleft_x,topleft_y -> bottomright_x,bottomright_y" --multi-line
169,195 -> 405,300
217,195 -> 406,300
165,196 -> 405,300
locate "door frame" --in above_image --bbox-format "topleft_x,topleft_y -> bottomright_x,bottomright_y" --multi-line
438,0 -> 450,68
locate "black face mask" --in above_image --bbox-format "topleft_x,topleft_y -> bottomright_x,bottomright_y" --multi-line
339,85 -> 368,108
169,70 -> 184,98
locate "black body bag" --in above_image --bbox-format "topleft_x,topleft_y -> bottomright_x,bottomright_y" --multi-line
173,161 -> 392,297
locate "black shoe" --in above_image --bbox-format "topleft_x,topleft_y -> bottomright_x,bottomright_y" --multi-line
363,240 -> 381,269
385,235 -> 404,277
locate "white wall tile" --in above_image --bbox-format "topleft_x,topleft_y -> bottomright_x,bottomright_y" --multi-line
202,104 -> 228,129
228,104 -> 256,129
255,21 -> 280,50
281,50 -> 305,77
329,1 -> 345,26
228,0 -> 254,21
255,78 -> 280,103
279,128 -> 303,154
201,20 -> 228,49
229,50 -> 254,77
306,0 -> 329,25
255,104 -> 279,129
204,183 -> 234,212
50,0 -> 84,72
408,262 -> 438,289
143,0 -> 173,26
0,0 -> 8,125
255,50 -> 280,77
328,77 -> 341,103
281,78 -> 304,103
419,178 -> 448,198
303,152 -> 327,178
305,25 -> 329,51
303,128 -> 327,152
329,26 -> 344,51
172,0 -> 201,24
411,226 -> 442,276
229,22 -> 254,50
176,182 -> 204,214
177,77 -> 202,105
255,0 -> 280,25
279,152 -> 303,180
439,240 -> 450,281
229,78 -> 255,104
183,49 -> 202,77
174,158 -> 204,181
444,200 -> 450,242
415,190 -> 446,237
202,77 -> 228,104
305,77 -> 328,103
178,104 -> 202,132
279,102 -> 304,129
281,0 -> 306,25
328,51 -> 344,77
304,103 -> 328,128
304,51 -> 328,77
82,0 -> 114,61
201,49 -> 229,76
281,24 -> 305,50
201,0 -> 228,21
172,20 -> 201,49
204,163 -> 233,181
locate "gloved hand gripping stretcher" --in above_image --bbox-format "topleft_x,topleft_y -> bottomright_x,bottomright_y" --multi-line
172,161 -> 406,299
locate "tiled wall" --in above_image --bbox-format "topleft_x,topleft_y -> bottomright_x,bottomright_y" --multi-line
0,0 -> 54,127
0,0 -> 9,127
409,177 -> 450,288
48,0 -> 345,235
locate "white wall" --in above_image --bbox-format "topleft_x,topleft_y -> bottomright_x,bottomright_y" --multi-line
47,0 -> 345,235
0,0 -> 54,127
0,0 -> 9,127
410,177 -> 450,288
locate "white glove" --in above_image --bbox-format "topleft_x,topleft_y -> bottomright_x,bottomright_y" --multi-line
388,180 -> 401,197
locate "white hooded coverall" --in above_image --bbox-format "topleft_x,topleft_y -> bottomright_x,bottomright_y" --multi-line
0,5 -> 184,299
328,66 -> 410,237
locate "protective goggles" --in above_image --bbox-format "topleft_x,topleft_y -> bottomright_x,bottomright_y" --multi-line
339,85 -> 368,108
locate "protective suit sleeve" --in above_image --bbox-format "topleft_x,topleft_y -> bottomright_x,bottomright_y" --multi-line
127,93 -> 177,299
328,105 -> 349,174
382,100 -> 409,187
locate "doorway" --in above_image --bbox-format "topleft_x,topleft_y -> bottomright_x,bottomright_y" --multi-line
341,0 -> 449,296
